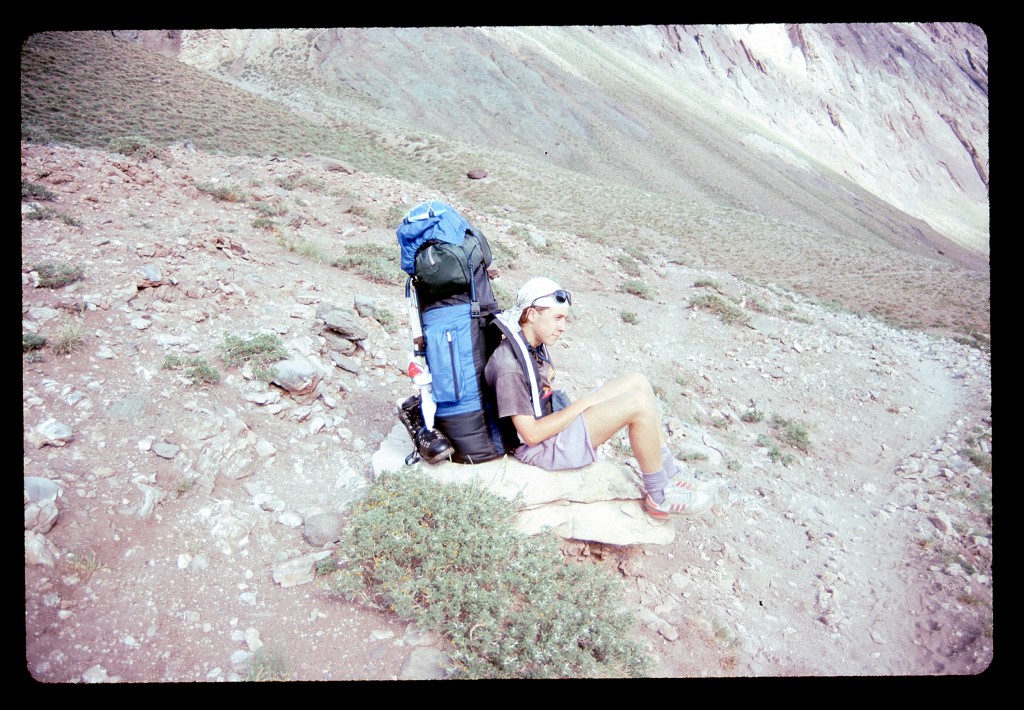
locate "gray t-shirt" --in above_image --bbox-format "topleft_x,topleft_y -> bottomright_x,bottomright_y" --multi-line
484,336 -> 554,420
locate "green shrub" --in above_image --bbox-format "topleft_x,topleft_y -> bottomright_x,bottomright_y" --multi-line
741,408 -> 764,423
162,354 -> 221,385
251,198 -> 288,217
194,181 -> 247,203
690,293 -> 750,325
620,311 -> 639,325
23,333 -> 47,352
377,307 -> 397,333
251,217 -> 279,232
692,278 -> 721,290
619,279 -> 655,300
107,135 -> 159,159
330,470 -> 651,679
32,262 -> 85,288
24,205 -> 58,221
221,332 -> 289,381
274,174 -> 325,192
677,451 -> 709,463
769,415 -> 811,452
22,180 -> 56,201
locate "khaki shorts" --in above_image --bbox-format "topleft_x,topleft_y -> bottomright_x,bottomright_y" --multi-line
514,414 -> 597,471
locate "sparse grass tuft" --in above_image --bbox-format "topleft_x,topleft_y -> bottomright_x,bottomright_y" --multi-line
247,643 -> 292,682
741,408 -> 764,423
330,469 -> 651,679
174,475 -> 197,496
385,203 -> 407,228
66,549 -> 100,580
332,243 -> 404,285
53,320 -> 85,356
757,433 -> 795,466
491,280 -> 515,311
614,253 -> 643,277
277,232 -> 331,263
623,245 -> 651,265
960,448 -> 992,473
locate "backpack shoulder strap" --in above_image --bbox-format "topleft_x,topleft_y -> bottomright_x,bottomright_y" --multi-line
491,316 -> 543,419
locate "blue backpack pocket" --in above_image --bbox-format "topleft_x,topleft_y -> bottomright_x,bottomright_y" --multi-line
422,303 -> 477,407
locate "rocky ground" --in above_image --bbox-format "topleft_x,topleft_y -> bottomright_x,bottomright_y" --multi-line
22,141 -> 992,681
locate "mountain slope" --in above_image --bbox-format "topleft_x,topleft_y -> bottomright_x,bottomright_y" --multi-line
21,28 -> 989,339
172,24 -> 988,258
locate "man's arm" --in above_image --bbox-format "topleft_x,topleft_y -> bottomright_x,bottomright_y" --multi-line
510,392 -> 600,446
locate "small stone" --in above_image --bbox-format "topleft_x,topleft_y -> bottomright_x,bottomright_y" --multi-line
153,442 -> 180,459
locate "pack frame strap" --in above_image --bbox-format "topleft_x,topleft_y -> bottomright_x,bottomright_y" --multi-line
405,277 -> 425,357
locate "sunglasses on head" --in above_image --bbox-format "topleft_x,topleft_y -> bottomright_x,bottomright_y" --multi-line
530,289 -> 573,308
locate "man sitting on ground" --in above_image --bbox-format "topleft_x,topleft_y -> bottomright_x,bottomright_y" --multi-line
485,277 -> 714,519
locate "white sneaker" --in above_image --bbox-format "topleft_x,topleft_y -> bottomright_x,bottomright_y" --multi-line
643,486 -> 714,519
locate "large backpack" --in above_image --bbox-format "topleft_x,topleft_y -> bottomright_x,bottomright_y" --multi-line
396,201 -> 524,464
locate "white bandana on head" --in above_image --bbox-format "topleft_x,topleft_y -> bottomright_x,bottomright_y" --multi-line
498,277 -> 566,330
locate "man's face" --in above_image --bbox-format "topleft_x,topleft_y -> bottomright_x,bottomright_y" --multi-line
529,304 -> 570,346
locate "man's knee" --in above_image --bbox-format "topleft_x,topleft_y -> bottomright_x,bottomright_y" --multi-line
623,371 -> 656,401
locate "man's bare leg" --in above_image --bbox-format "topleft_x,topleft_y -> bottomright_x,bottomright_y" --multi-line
582,372 -> 664,472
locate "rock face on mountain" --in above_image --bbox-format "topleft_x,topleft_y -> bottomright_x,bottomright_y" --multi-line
151,24 -> 988,258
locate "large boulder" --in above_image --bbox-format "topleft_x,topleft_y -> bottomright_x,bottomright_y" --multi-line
372,423 -> 674,545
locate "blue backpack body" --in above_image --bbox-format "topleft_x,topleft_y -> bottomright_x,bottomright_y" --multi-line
397,201 -> 521,463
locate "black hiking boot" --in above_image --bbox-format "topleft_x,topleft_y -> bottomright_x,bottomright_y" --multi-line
397,395 -> 454,465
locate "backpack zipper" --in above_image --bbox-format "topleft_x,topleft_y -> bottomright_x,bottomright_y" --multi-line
447,330 -> 460,400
